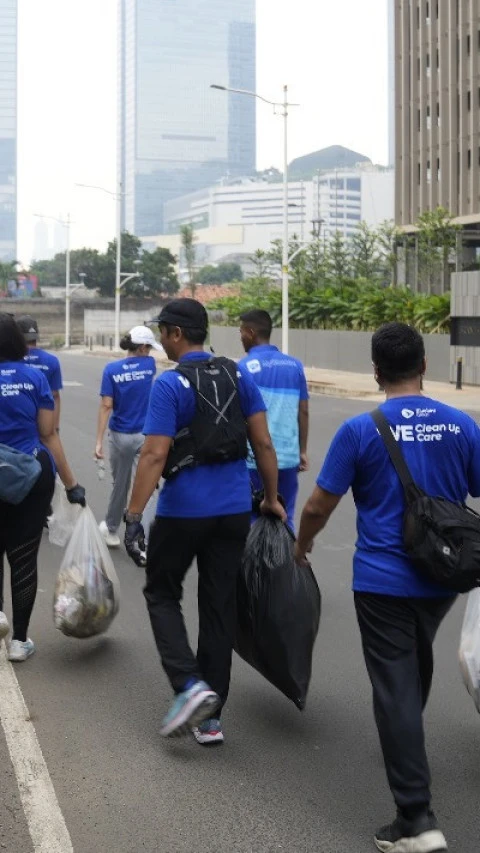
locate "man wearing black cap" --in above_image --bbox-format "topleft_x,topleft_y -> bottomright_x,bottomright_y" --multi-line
125,298 -> 285,744
16,315 -> 63,431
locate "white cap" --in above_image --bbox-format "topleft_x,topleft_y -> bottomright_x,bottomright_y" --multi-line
129,325 -> 163,351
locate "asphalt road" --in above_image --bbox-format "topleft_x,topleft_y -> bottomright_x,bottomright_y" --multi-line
1,352 -> 480,853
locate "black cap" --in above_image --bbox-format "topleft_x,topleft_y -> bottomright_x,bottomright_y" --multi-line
151,299 -> 208,331
16,315 -> 39,342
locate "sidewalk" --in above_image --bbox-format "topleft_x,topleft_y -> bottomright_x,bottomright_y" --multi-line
72,345 -> 480,413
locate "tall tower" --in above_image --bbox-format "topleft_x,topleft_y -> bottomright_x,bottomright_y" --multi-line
395,0 -> 480,227
119,0 -> 256,236
0,0 -> 17,261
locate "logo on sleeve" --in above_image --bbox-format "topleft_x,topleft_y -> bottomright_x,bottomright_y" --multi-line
401,408 -> 414,419
178,375 -> 190,389
246,359 -> 261,374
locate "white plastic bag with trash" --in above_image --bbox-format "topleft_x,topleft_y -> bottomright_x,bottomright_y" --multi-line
48,475 -> 82,547
459,587 -> 480,713
53,506 -> 120,638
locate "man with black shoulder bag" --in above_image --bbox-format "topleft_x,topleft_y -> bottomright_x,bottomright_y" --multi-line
295,322 -> 480,853
124,299 -> 285,746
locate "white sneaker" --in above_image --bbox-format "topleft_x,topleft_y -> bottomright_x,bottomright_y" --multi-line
8,638 -> 35,662
99,520 -> 121,548
0,611 -> 9,640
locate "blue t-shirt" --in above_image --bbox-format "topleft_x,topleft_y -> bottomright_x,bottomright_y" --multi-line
143,351 -> 266,517
100,355 -> 156,433
239,344 -> 309,469
24,347 -> 63,392
0,361 -> 54,454
317,396 -> 480,598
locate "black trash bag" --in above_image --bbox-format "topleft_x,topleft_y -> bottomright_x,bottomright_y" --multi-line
235,515 -> 321,710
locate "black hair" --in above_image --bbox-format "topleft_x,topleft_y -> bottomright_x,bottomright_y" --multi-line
240,309 -> 272,339
159,323 -> 207,345
0,313 -> 28,362
371,322 -> 425,384
119,334 -> 150,352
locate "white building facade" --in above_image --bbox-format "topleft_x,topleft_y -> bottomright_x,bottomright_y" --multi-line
141,167 -> 394,267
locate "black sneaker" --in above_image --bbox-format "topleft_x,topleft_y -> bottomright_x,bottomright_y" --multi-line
374,810 -> 447,852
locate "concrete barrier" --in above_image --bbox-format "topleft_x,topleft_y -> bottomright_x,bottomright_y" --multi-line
209,326 -> 451,382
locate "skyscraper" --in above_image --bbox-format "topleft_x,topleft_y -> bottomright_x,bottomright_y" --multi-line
395,1 -> 480,227
0,0 -> 17,261
119,0 -> 256,237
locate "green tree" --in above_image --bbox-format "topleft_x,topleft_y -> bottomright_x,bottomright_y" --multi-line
416,207 -> 460,294
180,224 -> 197,297
197,265 -> 221,284
377,220 -> 402,286
30,254 -> 67,288
197,262 -> 243,284
325,231 -> 352,285
350,221 -> 381,281
139,247 -> 179,297
0,260 -> 19,291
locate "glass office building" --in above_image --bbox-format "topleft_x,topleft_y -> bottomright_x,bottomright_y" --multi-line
0,0 -> 16,261
119,0 -> 256,236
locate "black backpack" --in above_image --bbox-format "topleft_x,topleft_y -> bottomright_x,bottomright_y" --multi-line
371,408 -> 480,593
163,356 -> 248,480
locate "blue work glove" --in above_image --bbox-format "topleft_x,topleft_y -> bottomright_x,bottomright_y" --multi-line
66,483 -> 86,506
124,521 -> 147,567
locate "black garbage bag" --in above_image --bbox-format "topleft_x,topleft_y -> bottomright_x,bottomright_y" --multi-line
235,515 -> 321,710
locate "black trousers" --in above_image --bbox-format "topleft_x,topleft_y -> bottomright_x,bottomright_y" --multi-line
354,592 -> 455,813
144,512 -> 251,712
0,451 -> 55,640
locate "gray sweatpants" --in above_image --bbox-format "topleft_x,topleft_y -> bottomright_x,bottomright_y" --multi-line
105,431 -> 144,533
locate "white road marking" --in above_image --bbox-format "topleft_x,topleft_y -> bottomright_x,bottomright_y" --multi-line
63,381 -> 83,387
0,642 -> 74,853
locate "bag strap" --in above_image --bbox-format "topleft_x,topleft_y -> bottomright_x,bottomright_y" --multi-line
370,408 -> 420,501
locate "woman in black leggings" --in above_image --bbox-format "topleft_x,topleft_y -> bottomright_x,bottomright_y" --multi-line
0,314 -> 85,661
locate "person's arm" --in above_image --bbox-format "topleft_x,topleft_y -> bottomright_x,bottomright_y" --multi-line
298,399 -> 309,471
37,408 -> 83,497
246,411 -> 286,521
127,435 -> 171,515
294,486 -> 342,563
52,390 -> 61,431
95,397 -> 113,459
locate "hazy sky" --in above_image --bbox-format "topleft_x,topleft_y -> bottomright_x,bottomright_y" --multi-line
17,0 -> 389,264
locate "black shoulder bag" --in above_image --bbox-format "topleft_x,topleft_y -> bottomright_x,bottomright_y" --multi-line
371,408 -> 480,593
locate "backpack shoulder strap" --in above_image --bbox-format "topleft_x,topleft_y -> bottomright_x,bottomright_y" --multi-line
370,408 -> 419,498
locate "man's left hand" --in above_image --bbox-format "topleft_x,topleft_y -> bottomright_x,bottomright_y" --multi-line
294,541 -> 311,567
299,453 -> 309,472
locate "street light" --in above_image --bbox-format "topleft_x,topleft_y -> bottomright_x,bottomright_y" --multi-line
33,213 -> 73,346
211,83 -> 298,353
75,181 -> 127,350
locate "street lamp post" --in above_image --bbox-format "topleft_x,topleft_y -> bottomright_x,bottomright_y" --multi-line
75,181 -> 126,349
211,83 -> 298,353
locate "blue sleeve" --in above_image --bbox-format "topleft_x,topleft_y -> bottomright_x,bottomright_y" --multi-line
466,417 -> 480,497
37,371 -> 55,411
49,355 -> 63,392
298,362 -> 309,401
143,374 -> 179,437
236,363 -> 266,417
100,366 -> 114,398
316,421 -> 359,496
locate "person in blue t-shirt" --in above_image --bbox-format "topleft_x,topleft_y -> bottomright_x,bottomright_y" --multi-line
17,315 -> 63,431
0,314 -> 85,663
295,323 -> 480,853
94,326 -> 159,548
239,309 -> 309,531
124,298 -> 285,745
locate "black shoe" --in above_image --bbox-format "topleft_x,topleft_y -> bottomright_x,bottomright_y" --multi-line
374,810 -> 447,852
